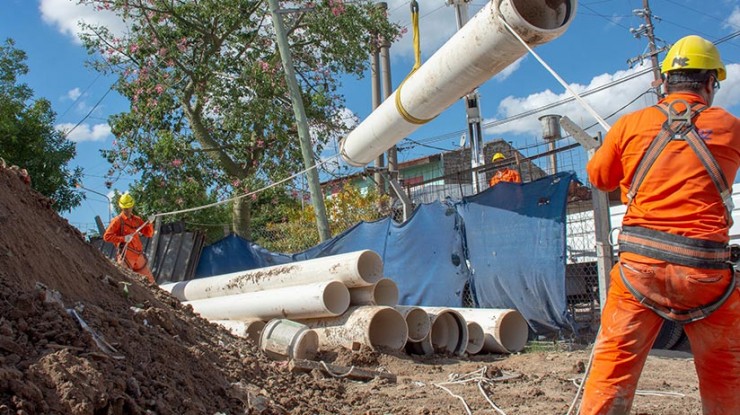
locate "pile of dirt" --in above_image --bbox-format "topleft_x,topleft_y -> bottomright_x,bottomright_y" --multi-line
0,166 -> 704,414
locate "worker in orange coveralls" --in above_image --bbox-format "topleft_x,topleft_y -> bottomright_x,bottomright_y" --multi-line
488,152 -> 521,187
582,35 -> 740,414
104,192 -> 156,284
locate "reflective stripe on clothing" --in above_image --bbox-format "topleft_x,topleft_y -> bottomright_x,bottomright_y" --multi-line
580,257 -> 740,415
587,92 -> 740,243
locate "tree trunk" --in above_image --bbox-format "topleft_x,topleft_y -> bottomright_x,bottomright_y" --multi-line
231,197 -> 251,239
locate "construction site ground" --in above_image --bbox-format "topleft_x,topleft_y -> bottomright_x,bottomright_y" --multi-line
0,167 -> 703,414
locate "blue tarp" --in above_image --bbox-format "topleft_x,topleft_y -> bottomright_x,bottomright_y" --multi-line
194,172 -> 577,334
458,172 -> 576,333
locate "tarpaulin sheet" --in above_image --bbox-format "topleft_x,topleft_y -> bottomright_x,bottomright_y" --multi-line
458,172 -> 576,333
194,233 -> 290,278
295,201 -> 469,306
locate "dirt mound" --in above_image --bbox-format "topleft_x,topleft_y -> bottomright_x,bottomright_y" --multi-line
0,167 -> 704,414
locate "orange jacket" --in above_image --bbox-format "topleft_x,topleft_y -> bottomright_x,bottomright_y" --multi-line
489,168 -> 522,187
587,92 -> 740,244
103,212 -> 154,254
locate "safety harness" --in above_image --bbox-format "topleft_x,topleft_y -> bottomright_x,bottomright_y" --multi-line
617,99 -> 738,323
117,215 -> 148,272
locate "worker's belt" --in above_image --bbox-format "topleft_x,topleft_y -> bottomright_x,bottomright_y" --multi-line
619,263 -> 736,323
618,225 -> 738,270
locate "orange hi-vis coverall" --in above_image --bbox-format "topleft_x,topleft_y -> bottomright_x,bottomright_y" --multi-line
103,212 -> 155,284
583,92 -> 740,414
488,168 -> 522,188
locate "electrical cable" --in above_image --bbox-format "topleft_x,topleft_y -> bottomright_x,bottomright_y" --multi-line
61,85 -> 115,140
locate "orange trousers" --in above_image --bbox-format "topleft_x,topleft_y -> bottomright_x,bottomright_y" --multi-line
118,248 -> 155,284
580,257 -> 740,415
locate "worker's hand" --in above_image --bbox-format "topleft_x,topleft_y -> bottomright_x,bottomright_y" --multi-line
124,234 -> 134,243
147,215 -> 156,224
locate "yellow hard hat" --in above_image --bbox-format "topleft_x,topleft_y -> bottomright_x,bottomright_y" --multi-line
661,35 -> 726,81
492,153 -> 506,163
118,192 -> 135,209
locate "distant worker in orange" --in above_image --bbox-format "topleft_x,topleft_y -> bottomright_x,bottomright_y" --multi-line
488,152 -> 521,187
582,35 -> 740,414
104,192 -> 156,284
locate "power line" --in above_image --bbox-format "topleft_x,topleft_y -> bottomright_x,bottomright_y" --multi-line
61,85 -> 115,140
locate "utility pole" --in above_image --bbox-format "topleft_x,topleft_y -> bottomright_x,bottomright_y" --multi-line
628,0 -> 666,97
267,0 -> 331,241
446,0 -> 485,193
379,2 -> 397,205
371,30 -> 385,195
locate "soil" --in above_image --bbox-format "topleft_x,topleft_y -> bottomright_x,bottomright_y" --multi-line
0,166 -> 703,415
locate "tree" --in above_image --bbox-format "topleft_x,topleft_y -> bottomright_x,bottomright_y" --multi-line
0,38 -> 83,212
79,0 -> 399,238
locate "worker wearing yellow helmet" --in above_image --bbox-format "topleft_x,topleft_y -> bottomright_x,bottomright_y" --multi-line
488,152 -> 521,188
582,35 -> 740,414
103,192 -> 156,284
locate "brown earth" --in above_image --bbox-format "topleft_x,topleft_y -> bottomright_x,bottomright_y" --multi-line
0,166 -> 703,415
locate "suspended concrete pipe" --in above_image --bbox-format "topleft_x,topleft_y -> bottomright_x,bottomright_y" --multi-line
183,280 -> 350,321
161,250 -> 383,301
339,0 -> 576,167
348,278 -> 399,306
300,306 -> 408,352
466,321 -> 485,355
394,306 -> 432,343
453,308 -> 529,353
213,319 -> 266,343
408,308 -> 469,356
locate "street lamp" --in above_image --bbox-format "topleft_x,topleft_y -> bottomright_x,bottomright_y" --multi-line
75,183 -> 112,222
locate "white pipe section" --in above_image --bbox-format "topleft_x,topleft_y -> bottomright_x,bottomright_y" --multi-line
410,308 -> 469,356
183,280 -> 350,321
213,319 -> 266,343
340,0 -> 576,166
259,319 -> 319,361
300,306 -> 408,352
161,250 -> 383,301
452,308 -> 529,353
348,278 -> 399,306
394,306 -> 431,342
466,321 -> 485,355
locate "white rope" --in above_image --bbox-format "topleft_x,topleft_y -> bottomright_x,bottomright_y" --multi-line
434,367 -> 510,415
148,154 -> 340,220
433,383 -> 473,415
495,4 -> 611,132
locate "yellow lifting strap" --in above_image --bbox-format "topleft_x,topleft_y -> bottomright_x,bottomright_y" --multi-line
394,0 -> 436,125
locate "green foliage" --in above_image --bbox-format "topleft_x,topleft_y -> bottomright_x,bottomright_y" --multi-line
78,0 -> 400,236
259,182 -> 390,253
0,39 -> 83,212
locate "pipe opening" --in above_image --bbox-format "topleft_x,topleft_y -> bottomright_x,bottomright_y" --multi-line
322,281 -> 351,315
357,250 -> 384,285
430,313 -> 460,354
404,308 -> 431,342
373,279 -> 399,306
499,311 -> 529,353
511,0 -> 574,30
466,322 -> 485,355
367,308 -> 407,351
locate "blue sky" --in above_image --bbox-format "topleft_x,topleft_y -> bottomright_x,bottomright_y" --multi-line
1,0 -> 739,234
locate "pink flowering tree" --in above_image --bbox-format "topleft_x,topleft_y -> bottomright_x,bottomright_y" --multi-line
79,0 -> 399,239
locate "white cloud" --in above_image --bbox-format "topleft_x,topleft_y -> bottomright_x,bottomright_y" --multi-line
39,0 -> 125,44
493,57 -> 525,82
56,122 -> 112,143
725,6 -> 740,30
484,62 -> 740,139
66,87 -> 81,101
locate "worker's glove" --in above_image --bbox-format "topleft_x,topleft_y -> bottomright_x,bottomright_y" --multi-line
124,234 -> 134,243
147,215 -> 156,224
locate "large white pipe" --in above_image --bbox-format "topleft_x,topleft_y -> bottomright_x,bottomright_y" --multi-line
340,0 -> 576,166
161,250 -> 383,301
452,308 -> 529,353
394,306 -> 431,342
184,280 -> 350,321
348,278 -> 399,306
213,319 -> 266,343
410,308 -> 469,356
300,306 -> 408,352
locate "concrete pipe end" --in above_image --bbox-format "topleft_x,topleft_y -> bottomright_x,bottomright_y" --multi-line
367,308 -> 408,352
499,310 -> 529,353
509,0 -> 576,33
404,307 -> 431,342
373,278 -> 399,307
357,250 -> 384,285
466,322 -> 485,355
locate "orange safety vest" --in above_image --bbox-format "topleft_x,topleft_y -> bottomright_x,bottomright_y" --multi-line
489,168 -> 522,188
